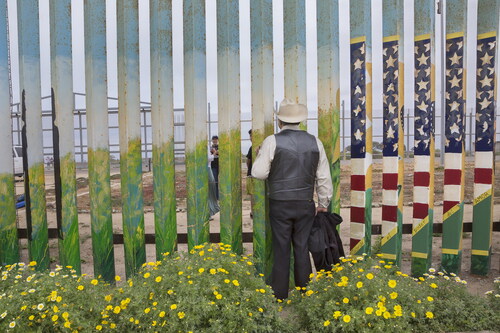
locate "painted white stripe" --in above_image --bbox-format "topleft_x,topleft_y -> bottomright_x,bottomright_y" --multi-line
414,155 -> 430,172
350,222 -> 365,240
383,156 -> 399,173
351,158 -> 365,175
474,151 -> 493,168
413,186 -> 430,204
364,153 -> 372,173
413,218 -> 422,228
351,190 -> 366,207
444,153 -> 462,170
474,183 -> 492,198
382,189 -> 398,206
382,220 -> 397,236
444,184 -> 462,202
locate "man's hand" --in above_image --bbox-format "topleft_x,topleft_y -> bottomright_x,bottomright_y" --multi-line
316,206 -> 328,215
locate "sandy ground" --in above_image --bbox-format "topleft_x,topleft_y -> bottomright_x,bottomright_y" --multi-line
12,161 -> 500,297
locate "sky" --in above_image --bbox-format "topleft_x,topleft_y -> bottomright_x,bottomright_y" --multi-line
6,0 -> 485,156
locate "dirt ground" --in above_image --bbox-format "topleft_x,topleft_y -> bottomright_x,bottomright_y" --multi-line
13,160 -> 500,296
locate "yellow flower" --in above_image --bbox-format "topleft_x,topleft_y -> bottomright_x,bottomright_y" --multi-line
155,276 -> 162,283
324,320 -> 331,326
91,279 -> 98,285
411,312 -> 416,318
178,271 -> 184,275
115,276 -> 121,282
247,261 -> 253,266
28,315 -> 35,321
343,315 -> 351,323
53,305 -> 59,313
52,315 -> 59,322
144,308 -> 151,314
248,312 -> 253,317
143,272 -> 151,278
159,311 -> 165,318
356,281 -> 363,288
37,303 -> 44,311
232,280 -> 240,286
62,312 -> 69,320
105,295 -> 112,302
383,312 -> 391,319
343,297 -> 349,304
199,250 -> 205,256
366,273 -> 374,280
390,292 -> 398,299
305,290 -> 314,296
64,321 -> 71,328
29,261 -> 37,266
178,312 -> 185,319
77,285 -> 84,291
198,268 -> 205,273
258,308 -> 264,312
426,311 -> 434,319
110,323 -> 116,328
9,321 -> 15,328
333,311 -> 342,319
170,304 -> 177,310
388,280 -> 397,288
96,325 -> 103,331
56,296 -> 62,302
113,306 -> 121,314
427,296 -> 434,302
224,279 -> 230,284
365,307 -> 374,315
430,283 -> 438,289
167,290 -> 174,295
216,294 -> 222,300
209,269 -> 216,274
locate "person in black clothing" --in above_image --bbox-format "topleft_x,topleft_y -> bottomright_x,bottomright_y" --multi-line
210,135 -> 219,199
246,129 -> 253,218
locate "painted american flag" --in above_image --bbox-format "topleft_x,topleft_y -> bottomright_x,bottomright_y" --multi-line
351,41 -> 366,159
383,40 -> 400,157
475,36 -> 496,152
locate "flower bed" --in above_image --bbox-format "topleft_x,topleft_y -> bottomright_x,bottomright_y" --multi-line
0,246 -> 498,332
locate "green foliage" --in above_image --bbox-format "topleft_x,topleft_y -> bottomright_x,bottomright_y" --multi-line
0,250 -> 498,332
286,255 -> 500,332
0,244 -> 288,332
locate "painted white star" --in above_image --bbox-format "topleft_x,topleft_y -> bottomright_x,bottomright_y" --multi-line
383,48 -> 388,56
445,138 -> 450,147
394,69 -> 399,80
424,43 -> 430,52
480,52 -> 493,66
446,68 -> 452,77
386,55 -> 396,68
482,121 -> 489,132
359,43 -> 365,54
448,101 -> 460,112
353,104 -> 362,116
456,89 -> 463,99
487,90 -> 494,99
479,97 -> 492,110
477,43 -> 483,52
392,44 -> 398,53
383,94 -> 389,105
476,90 -> 483,99
414,45 -> 420,54
359,96 -> 366,104
424,67 -> 431,77
383,71 -> 389,79
425,90 -> 431,100
479,76 -> 493,88
354,85 -> 362,95
354,58 -> 364,70
450,75 -> 461,88
414,139 -> 421,147
449,52 -> 462,65
417,100 -> 427,111
445,91 -> 451,100
388,103 -> 397,114
387,83 -> 395,92
354,129 -> 363,141
450,123 -> 460,134
417,53 -> 429,66
417,126 -> 425,136
488,41 -> 496,49
477,68 -> 483,76
489,67 -> 495,75
386,126 -> 395,138
393,143 -> 398,151
456,40 -> 463,50
446,42 -> 452,52
417,79 -> 428,90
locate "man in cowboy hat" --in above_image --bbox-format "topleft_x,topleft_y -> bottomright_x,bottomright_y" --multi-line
252,98 -> 333,300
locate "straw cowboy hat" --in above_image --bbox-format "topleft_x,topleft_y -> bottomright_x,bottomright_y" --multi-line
276,98 -> 308,123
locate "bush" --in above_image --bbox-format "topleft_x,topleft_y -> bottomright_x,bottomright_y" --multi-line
0,243 -> 289,332
286,255 -> 500,332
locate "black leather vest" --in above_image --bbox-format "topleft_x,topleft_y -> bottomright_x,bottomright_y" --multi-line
268,129 -> 319,201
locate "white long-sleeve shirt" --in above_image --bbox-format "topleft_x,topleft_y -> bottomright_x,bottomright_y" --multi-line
251,124 -> 333,208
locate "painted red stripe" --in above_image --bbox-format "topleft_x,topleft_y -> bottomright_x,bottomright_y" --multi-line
474,168 -> 492,184
413,203 -> 428,219
414,172 -> 430,187
351,175 -> 365,191
444,169 -> 462,185
351,207 -> 365,223
382,173 -> 398,190
382,205 -> 398,222
443,200 -> 459,214
350,238 -> 360,250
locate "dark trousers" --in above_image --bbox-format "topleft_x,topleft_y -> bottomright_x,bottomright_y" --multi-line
211,166 -> 219,199
269,199 -> 315,300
